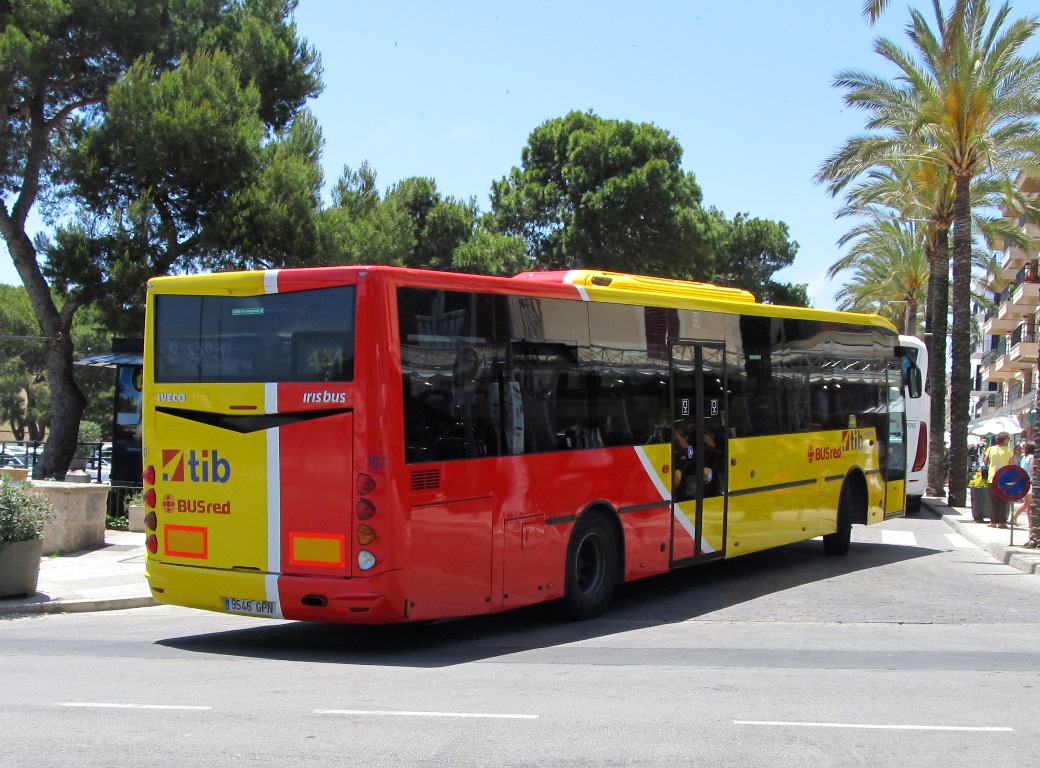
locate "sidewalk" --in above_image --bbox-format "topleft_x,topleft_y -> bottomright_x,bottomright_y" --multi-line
0,530 -> 156,617
921,495 -> 1040,576
2,501 -> 1037,619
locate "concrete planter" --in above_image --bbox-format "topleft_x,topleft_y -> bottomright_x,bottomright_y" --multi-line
0,538 -> 43,598
128,504 -> 145,533
970,486 -> 991,523
0,467 -> 29,482
30,481 -> 109,555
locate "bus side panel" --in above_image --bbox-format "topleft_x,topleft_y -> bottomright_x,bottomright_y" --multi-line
725,430 -> 878,555
498,447 -> 674,602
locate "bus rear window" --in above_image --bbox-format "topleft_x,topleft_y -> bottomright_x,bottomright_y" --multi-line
154,286 -> 356,384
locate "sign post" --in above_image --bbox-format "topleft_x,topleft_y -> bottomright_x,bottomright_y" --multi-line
991,464 -> 1031,546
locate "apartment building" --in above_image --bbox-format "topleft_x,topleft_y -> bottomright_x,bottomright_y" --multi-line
972,170 -> 1040,443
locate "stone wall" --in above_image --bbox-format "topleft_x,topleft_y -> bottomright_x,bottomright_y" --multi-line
31,481 -> 109,556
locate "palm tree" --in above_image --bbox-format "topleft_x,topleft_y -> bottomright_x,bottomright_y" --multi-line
826,158 -> 1037,495
917,2 -> 1040,506
819,1 -> 1040,506
862,0 -> 891,24
823,159 -> 955,495
829,218 -> 928,334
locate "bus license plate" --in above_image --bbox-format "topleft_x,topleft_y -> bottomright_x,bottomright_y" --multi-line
223,597 -> 277,616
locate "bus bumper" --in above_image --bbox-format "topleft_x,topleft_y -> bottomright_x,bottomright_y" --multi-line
146,559 -> 409,624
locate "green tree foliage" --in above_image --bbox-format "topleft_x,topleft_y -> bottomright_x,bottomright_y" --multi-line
317,165 -> 528,276
0,285 -> 48,442
708,211 -> 806,305
490,110 -> 805,302
490,111 -> 713,279
829,219 -> 929,334
0,0 -> 321,477
0,285 -> 111,443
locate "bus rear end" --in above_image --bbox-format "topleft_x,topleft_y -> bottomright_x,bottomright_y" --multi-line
143,269 -> 406,622
899,335 -> 930,511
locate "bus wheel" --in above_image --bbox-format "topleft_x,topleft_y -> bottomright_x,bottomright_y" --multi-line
563,513 -> 618,620
823,483 -> 853,556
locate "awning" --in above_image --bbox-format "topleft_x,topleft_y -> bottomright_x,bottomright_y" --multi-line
75,351 -> 143,368
74,337 -> 143,368
969,415 -> 1024,437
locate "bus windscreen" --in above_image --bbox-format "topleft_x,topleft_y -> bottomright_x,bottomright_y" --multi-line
154,286 -> 356,384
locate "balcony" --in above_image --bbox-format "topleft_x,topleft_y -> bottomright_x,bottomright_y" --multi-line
1010,278 -> 1040,309
1000,245 -> 1029,273
991,351 -> 1019,378
1008,340 -> 1039,365
983,312 -> 1018,336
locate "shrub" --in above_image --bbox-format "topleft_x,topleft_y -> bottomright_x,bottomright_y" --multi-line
76,420 -> 103,459
0,477 -> 56,551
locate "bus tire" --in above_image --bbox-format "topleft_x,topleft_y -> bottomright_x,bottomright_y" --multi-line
823,483 -> 853,556
562,512 -> 619,621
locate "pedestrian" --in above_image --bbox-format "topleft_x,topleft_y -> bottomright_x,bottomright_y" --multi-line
984,432 -> 1015,528
1012,443 -> 1034,528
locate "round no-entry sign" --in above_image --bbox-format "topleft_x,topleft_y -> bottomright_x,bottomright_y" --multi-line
991,464 -> 1031,503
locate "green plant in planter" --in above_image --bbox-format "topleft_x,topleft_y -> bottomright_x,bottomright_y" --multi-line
0,476 -> 55,551
76,420 -> 103,460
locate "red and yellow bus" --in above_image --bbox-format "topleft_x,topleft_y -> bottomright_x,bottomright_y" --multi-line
142,266 -> 917,623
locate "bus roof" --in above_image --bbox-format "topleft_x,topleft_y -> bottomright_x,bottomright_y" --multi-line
512,269 -> 898,332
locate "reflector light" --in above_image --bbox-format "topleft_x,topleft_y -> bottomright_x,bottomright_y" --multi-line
356,473 -> 376,495
144,512 -> 157,531
357,550 -> 376,570
142,466 -> 156,485
912,422 -> 929,472
357,524 -> 376,545
144,489 -> 157,508
356,498 -> 376,520
146,534 -> 158,555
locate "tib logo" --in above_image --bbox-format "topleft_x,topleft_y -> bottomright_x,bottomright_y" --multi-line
162,449 -> 232,483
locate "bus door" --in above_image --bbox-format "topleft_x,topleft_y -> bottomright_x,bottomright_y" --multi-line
670,342 -> 727,565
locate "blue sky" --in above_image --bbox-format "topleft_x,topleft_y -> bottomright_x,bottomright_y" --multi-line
0,2 -> 928,308
290,0 -> 919,309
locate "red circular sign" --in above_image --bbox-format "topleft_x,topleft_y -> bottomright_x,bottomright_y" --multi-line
991,464 -> 1031,503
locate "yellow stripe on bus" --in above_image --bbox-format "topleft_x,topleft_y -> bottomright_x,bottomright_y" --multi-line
290,533 -> 346,567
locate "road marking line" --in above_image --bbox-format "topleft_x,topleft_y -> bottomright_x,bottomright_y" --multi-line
944,533 -> 975,548
57,703 -> 211,711
315,709 -> 538,720
735,720 -> 1012,732
881,530 -> 917,546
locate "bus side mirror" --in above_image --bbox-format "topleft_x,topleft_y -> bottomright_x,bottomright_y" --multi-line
906,367 -> 923,399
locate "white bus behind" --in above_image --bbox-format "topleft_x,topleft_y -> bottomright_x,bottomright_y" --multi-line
900,335 -> 930,512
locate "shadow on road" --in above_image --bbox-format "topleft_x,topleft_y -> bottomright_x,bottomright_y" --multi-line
158,536 -> 936,667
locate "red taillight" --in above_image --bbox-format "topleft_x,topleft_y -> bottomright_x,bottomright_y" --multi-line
356,473 -> 376,495
144,489 -> 157,508
142,465 -> 156,485
146,534 -> 158,554
912,423 -> 928,472
356,498 -> 376,520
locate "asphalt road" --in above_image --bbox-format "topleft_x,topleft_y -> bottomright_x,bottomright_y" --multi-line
2,512 -> 1038,767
